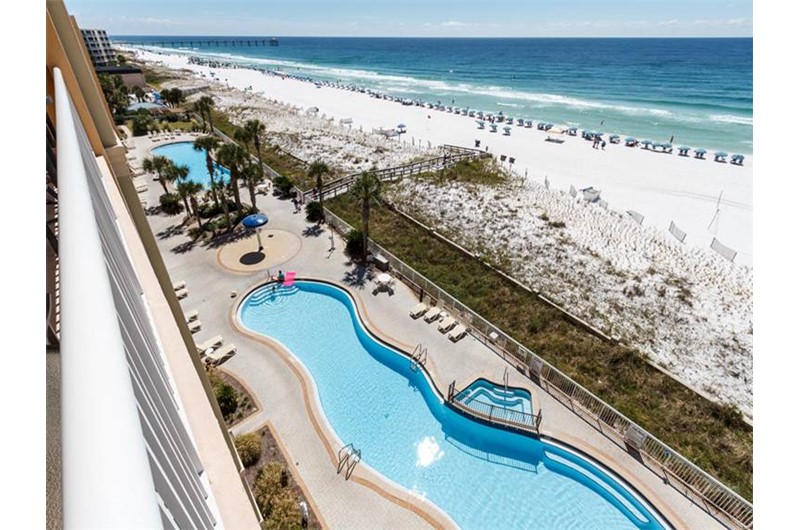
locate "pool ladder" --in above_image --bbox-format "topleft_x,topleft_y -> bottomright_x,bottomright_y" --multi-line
410,343 -> 427,371
337,443 -> 362,480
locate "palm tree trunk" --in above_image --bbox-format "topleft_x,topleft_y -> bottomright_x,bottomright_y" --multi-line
181,195 -> 191,217
230,170 -> 243,213
362,202 -> 370,262
219,187 -> 232,231
205,154 -> 220,208
254,139 -> 264,179
248,182 -> 257,211
190,197 -> 203,231
207,111 -> 214,134
158,171 -> 169,194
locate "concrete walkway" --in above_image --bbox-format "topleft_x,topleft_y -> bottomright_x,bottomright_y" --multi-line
130,131 -> 730,529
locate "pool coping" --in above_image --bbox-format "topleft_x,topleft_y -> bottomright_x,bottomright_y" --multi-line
230,276 -> 682,530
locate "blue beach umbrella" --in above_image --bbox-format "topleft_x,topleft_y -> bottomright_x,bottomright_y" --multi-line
625,137 -> 636,142
715,151 -> 728,157
242,213 -> 269,251
695,148 -> 707,154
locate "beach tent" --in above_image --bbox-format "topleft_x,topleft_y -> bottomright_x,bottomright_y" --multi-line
476,120 -> 485,129
525,120 -> 534,128
714,151 -> 728,162
694,148 -> 707,159
731,154 -> 745,165
567,126 -> 578,136
625,137 -> 638,146
677,146 -> 691,156
489,123 -> 498,133
641,139 -> 653,149
517,118 -> 525,126
609,134 -> 620,144
503,126 -> 512,136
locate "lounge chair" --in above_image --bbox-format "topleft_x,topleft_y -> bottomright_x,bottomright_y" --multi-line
423,307 -> 442,323
204,343 -> 237,365
447,324 -> 468,342
196,335 -> 223,353
175,288 -> 188,300
173,280 -> 186,291
135,183 -> 148,193
409,303 -> 428,319
188,320 -> 202,334
438,316 -> 457,333
184,309 -> 199,322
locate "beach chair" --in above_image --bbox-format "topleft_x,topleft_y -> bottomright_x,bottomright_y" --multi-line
173,280 -> 186,291
204,343 -> 237,365
423,307 -> 442,323
184,309 -> 199,323
196,335 -> 223,353
447,325 -> 468,342
438,316 -> 457,333
410,303 -> 428,319
188,320 -> 202,334
175,288 -> 188,300
135,183 -> 148,193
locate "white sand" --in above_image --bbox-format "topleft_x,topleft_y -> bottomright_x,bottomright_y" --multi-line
129,48 -> 753,417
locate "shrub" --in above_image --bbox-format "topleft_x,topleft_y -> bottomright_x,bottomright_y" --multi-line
234,433 -> 262,467
262,489 -> 301,530
216,384 -> 238,418
344,229 -> 364,260
254,461 -> 284,517
131,114 -> 152,136
304,201 -> 324,223
272,176 -> 294,198
159,193 -> 183,215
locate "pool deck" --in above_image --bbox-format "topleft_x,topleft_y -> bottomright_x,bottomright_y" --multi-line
130,131 -> 732,529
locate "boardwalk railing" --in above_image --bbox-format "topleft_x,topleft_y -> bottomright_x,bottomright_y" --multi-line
447,381 -> 542,435
303,144 -> 487,202
324,209 -> 753,530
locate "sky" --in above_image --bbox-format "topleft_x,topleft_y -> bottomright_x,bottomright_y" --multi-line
66,0 -> 753,38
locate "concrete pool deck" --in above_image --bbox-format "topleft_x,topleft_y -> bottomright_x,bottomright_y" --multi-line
130,131 -> 731,529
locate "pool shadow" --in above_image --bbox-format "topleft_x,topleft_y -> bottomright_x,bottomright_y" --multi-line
240,251 -> 266,265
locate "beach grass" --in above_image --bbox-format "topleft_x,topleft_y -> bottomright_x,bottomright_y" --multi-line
327,190 -> 753,501
415,157 -> 508,186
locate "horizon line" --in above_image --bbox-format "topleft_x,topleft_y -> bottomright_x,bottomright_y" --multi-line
111,34 -> 753,40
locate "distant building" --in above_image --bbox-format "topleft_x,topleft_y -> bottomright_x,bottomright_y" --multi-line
80,28 -> 116,67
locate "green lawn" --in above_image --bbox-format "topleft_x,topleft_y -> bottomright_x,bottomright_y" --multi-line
327,189 -> 753,501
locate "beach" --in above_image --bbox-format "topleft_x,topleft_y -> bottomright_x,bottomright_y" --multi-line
127,48 -> 753,417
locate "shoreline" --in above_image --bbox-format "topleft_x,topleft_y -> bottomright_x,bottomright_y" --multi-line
127,46 -> 754,266
126,48 -> 753,416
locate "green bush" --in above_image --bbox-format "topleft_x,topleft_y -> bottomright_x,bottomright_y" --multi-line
272,176 -> 294,198
344,229 -> 364,260
262,490 -> 301,530
131,114 -> 152,136
304,201 -> 324,223
216,384 -> 238,418
234,433 -> 262,467
159,193 -> 183,215
254,461 -> 284,516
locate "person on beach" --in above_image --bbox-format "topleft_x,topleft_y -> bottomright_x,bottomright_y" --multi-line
601,140 -> 606,150
277,270 -> 285,284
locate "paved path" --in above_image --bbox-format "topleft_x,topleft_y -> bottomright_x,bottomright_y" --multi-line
130,131 -> 729,529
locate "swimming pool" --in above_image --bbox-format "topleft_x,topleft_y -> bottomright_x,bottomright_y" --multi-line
238,281 -> 669,529
151,141 -> 231,188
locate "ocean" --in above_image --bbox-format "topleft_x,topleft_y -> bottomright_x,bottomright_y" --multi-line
116,37 -> 753,153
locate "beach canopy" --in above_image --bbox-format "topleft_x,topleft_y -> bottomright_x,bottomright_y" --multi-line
678,146 -> 690,150
625,137 -> 636,142
503,126 -> 512,131
695,148 -> 707,153
642,139 -> 653,145
397,123 -> 406,128
242,213 -> 269,229
609,134 -> 620,139
715,151 -> 729,157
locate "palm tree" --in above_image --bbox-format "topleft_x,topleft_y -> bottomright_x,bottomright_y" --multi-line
212,179 -> 233,231
194,95 -> 215,132
307,160 -> 331,214
161,160 -> 187,195
167,163 -> 191,212
243,119 -> 267,179
241,162 -> 263,210
351,170 -> 381,261
177,180 -> 204,230
216,143 -> 247,213
131,85 -> 146,103
193,135 -> 220,207
142,155 -> 170,194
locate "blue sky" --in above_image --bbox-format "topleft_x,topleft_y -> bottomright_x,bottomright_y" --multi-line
66,0 -> 753,37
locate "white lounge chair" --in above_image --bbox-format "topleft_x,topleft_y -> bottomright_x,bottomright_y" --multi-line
409,303 -> 428,319
423,307 -> 442,323
447,324 -> 468,342
188,320 -> 202,334
173,281 -> 186,291
184,309 -> 199,322
205,343 -> 237,365
175,288 -> 188,300
135,183 -> 148,194
438,316 -> 457,333
196,335 -> 223,353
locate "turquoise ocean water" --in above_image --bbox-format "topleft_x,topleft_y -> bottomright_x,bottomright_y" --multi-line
119,37 -> 752,153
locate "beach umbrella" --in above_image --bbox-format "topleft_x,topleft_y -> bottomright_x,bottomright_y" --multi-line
715,151 -> 728,157
695,148 -> 707,153
242,213 -> 269,251
625,137 -> 636,142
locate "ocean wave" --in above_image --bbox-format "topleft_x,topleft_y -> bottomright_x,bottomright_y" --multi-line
496,102 -> 524,108
709,114 -> 753,126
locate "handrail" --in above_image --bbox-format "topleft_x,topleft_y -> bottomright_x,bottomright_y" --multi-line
336,443 -> 362,480
323,207 -> 753,529
54,67 -> 162,529
448,381 -> 540,435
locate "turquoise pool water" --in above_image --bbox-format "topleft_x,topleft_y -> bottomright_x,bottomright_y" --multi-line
238,281 -> 668,530
151,141 -> 230,188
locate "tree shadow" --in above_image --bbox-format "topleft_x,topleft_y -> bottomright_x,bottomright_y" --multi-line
202,228 -> 252,249
302,224 -> 323,238
239,251 -> 265,265
172,240 -> 197,254
342,263 -> 373,288
144,206 -> 161,216
157,224 -> 185,240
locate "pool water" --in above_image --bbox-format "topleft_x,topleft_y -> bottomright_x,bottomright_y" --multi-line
239,281 -> 668,530
151,141 -> 231,188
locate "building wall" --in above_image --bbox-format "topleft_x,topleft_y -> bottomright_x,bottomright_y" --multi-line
80,28 -> 116,67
